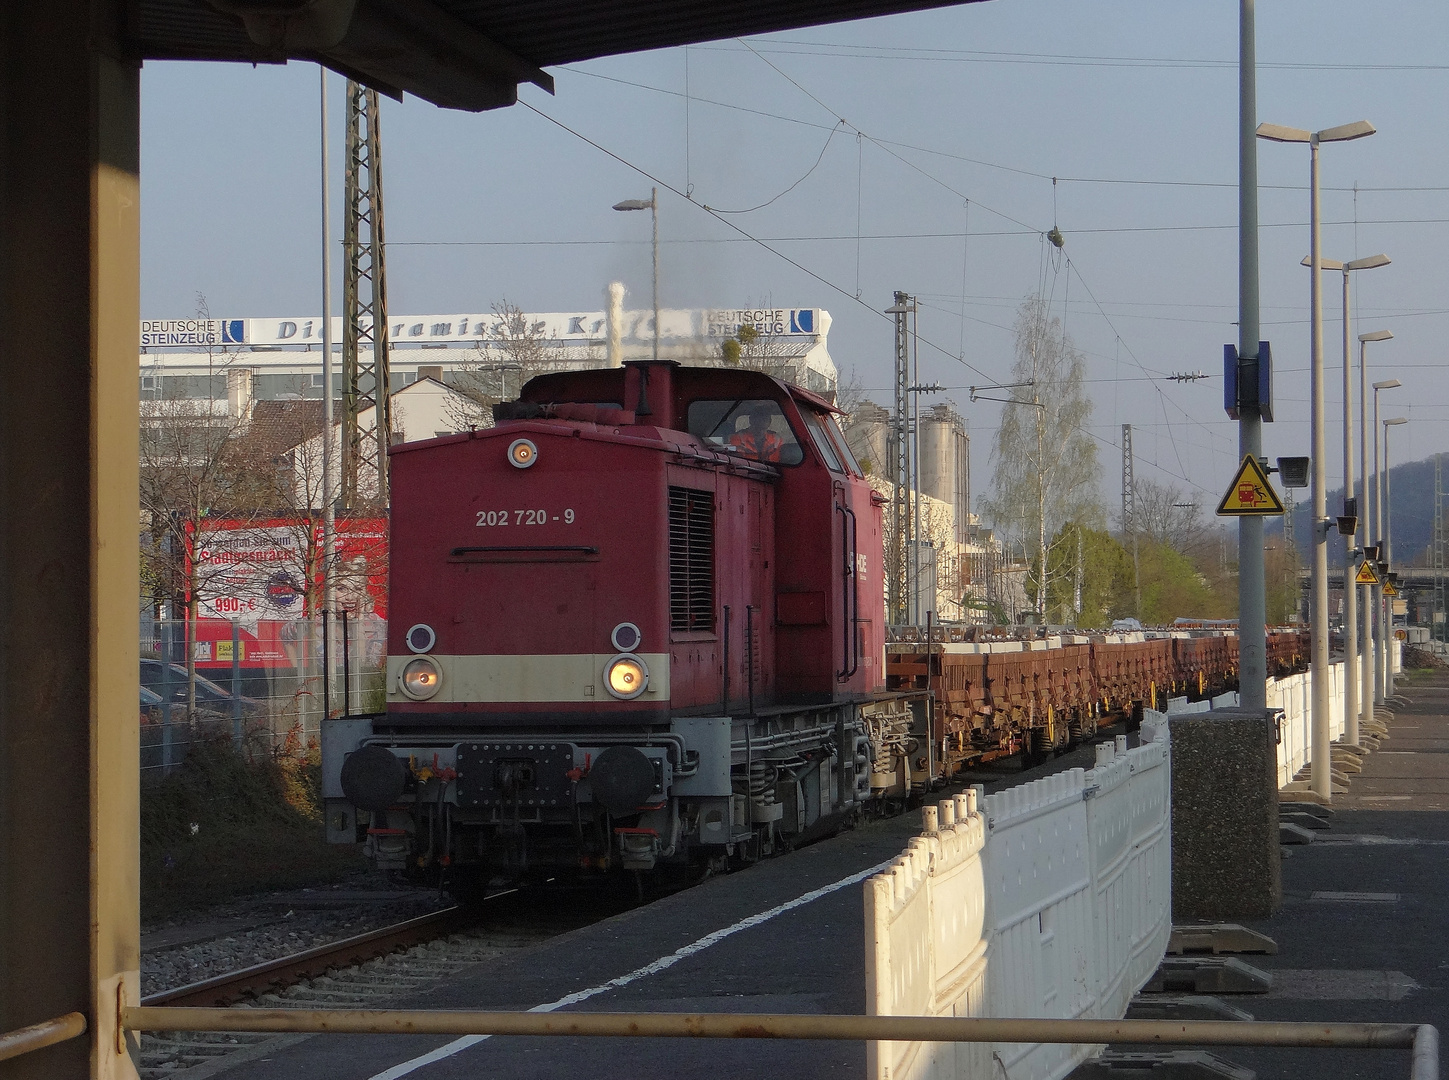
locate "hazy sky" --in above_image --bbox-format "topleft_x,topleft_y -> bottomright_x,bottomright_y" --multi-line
139,0 -> 1449,517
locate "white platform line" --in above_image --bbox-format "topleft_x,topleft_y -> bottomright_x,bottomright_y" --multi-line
366,858 -> 895,1080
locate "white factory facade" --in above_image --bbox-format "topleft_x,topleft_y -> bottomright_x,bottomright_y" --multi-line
139,305 -> 838,405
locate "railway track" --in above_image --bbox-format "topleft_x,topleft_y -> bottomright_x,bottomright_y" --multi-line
141,904 -> 480,1008
136,891 -> 594,1079
134,738 -> 1119,1079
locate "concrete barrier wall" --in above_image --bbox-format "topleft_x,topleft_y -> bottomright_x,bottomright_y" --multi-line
865,795 -> 990,1080
865,722 -> 1171,1080
1267,662 -> 1345,789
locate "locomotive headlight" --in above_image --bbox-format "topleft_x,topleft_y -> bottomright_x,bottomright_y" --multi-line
507,438 -> 538,469
604,654 -> 649,700
400,657 -> 442,700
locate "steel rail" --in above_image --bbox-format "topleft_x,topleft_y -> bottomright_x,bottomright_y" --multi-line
0,1011 -> 87,1063
140,906 -> 473,1008
122,1007 -> 1436,1072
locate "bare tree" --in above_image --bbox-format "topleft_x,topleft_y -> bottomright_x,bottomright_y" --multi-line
1132,478 -> 1205,554
139,298 -> 262,715
719,323 -> 812,386
445,300 -> 565,429
982,295 -> 1100,619
832,367 -> 870,416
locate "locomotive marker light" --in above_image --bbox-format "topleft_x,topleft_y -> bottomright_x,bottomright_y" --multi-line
400,656 -> 443,699
605,654 -> 649,700
405,623 -> 437,654
508,438 -> 539,468
611,622 -> 642,652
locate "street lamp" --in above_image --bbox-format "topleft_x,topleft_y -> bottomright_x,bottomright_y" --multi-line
1302,253 -> 1390,748
1358,331 -> 1393,729
1258,117 -> 1375,801
613,188 -> 659,362
1383,415 -> 1408,694
1372,378 -> 1401,704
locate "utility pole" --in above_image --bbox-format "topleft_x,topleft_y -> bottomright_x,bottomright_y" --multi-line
342,81 -> 392,508
1236,0 -> 1268,709
1283,488 -> 1298,622
1122,423 -> 1142,619
320,66 -> 336,715
887,293 -> 914,626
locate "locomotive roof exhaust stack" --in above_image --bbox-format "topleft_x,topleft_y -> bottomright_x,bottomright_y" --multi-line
606,282 -> 626,368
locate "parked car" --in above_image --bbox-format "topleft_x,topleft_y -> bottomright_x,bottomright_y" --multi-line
140,659 -> 261,715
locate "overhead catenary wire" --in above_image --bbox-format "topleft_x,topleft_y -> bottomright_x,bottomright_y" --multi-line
563,66 -> 1449,193
517,99 -> 1002,382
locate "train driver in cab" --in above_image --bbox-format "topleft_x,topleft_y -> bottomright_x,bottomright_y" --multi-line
729,404 -> 785,462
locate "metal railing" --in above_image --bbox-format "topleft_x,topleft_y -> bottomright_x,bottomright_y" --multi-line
0,1012 -> 86,1064
118,1008 -> 1437,1080
1,1004 -> 1434,1078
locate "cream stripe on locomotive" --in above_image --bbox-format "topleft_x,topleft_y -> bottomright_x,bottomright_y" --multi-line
386,653 -> 672,704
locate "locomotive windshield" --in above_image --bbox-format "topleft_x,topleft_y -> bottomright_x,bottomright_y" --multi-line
687,399 -> 804,465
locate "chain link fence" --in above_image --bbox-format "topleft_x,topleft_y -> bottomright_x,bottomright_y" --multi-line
139,614 -> 386,777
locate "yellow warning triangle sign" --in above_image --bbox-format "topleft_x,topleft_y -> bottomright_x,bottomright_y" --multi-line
1355,561 -> 1380,585
1216,454 -> 1286,516
1384,580 -> 1399,597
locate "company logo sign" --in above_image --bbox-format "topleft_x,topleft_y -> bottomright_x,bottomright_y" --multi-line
143,309 -> 825,350
141,319 -> 246,347
706,309 -> 817,338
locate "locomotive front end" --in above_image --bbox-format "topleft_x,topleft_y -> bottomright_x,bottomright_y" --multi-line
324,404 -> 729,893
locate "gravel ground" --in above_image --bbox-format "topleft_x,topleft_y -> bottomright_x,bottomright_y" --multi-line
141,876 -> 453,998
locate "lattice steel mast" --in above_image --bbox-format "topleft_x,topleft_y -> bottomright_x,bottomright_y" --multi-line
887,292 -> 913,626
1122,424 -> 1141,619
342,81 -> 392,508
1436,453 -> 1445,642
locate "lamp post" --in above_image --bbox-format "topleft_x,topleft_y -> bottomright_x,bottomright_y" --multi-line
613,189 -> 659,362
1383,415 -> 1408,694
1371,379 -> 1401,704
1258,118 -> 1375,801
1358,331 -> 1393,730
1303,254 -> 1390,748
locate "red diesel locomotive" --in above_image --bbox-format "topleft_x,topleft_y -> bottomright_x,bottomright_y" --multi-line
325,360 -> 915,893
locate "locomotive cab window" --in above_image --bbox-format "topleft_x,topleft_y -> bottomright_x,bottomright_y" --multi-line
823,413 -> 862,475
686,399 -> 804,465
800,411 -> 844,472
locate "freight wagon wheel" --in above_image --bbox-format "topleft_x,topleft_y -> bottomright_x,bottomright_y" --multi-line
1050,722 -> 1071,757
1067,711 -> 1087,750
1021,728 -> 1052,769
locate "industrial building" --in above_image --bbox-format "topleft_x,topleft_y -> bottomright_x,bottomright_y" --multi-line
138,305 -> 839,405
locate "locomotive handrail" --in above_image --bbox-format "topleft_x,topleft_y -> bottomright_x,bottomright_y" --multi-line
837,501 -> 860,681
449,545 -> 600,563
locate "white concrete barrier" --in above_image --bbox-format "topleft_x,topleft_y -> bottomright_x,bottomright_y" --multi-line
865,793 -> 990,1080
865,724 -> 1172,1080
1267,662 -> 1345,788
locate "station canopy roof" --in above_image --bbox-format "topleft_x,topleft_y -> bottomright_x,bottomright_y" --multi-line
129,0 -> 980,112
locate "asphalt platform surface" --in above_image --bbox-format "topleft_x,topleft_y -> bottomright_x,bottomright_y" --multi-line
1223,667 -> 1449,1080
204,678 -> 1449,1080
209,731 -> 1118,1080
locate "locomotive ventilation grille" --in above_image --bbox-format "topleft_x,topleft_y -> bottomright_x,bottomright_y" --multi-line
668,486 -> 714,631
